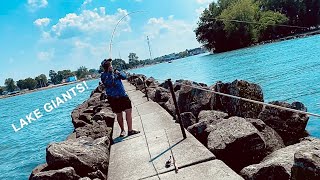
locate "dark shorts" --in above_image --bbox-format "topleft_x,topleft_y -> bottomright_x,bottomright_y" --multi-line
107,96 -> 132,113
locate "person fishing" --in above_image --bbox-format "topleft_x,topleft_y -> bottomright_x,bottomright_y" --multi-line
101,58 -> 140,137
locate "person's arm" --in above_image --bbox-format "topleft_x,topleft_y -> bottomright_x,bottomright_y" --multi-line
103,73 -> 115,88
114,70 -> 127,80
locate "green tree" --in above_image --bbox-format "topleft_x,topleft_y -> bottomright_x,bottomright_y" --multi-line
219,0 -> 260,48
128,53 -> 140,68
5,78 -> 16,92
24,78 -> 37,90
195,0 -> 291,52
256,11 -> 288,41
49,70 -> 58,85
0,87 -> 3,95
76,66 -> 88,79
112,59 -> 128,70
35,74 -> 48,88
17,80 -> 27,90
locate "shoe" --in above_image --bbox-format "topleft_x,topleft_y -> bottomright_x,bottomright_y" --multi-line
128,130 -> 140,136
120,130 -> 126,137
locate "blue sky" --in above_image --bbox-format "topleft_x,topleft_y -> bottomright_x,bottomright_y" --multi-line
0,0 -> 213,85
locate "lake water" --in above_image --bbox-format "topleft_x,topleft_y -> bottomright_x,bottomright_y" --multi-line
130,35 -> 320,137
0,79 -> 99,180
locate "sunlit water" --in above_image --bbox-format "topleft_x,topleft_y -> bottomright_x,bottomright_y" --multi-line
130,35 -> 320,137
0,79 -> 99,180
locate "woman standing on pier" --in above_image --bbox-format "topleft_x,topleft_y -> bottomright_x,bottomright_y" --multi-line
101,58 -> 140,137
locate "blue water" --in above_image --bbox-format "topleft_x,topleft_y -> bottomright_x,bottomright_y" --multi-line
131,35 -> 320,137
0,79 -> 99,180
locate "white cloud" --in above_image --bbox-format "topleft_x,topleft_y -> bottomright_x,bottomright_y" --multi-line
82,0 -> 93,6
195,0 -> 213,4
143,16 -> 201,58
34,18 -> 51,27
27,0 -> 48,12
37,49 -> 55,61
47,8 -> 131,39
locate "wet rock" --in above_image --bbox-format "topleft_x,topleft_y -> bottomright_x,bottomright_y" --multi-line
176,112 -> 196,128
240,137 -> 320,180
291,148 -> 320,180
258,101 -> 309,145
177,80 -> 212,117
207,117 -> 266,172
75,121 -> 112,140
246,118 -> 285,155
210,80 -> 264,118
46,136 -> 110,177
29,163 -> 49,180
30,167 -> 80,180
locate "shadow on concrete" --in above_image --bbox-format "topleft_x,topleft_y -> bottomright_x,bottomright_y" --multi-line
149,138 -> 185,163
112,134 -> 143,145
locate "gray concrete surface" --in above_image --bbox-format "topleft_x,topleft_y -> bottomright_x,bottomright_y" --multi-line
107,81 -> 243,180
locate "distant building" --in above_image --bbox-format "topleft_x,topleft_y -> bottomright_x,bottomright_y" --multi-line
66,76 -> 77,82
163,53 -> 180,61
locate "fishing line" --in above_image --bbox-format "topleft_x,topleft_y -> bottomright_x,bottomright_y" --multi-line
109,10 -> 147,59
201,17 -> 309,29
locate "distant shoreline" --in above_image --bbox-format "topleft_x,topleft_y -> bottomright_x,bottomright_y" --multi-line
0,78 -> 99,100
251,29 -> 320,47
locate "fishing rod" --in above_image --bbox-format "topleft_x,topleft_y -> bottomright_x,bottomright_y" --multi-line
109,10 -> 146,59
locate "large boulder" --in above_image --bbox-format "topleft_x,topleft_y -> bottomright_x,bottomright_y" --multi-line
246,118 -> 285,155
92,109 -> 115,127
291,148 -> 320,180
30,167 -> 80,180
207,117 -> 266,171
162,91 -> 179,118
177,80 -> 212,117
240,137 -> 320,180
145,77 -> 159,87
46,136 -> 110,177
75,121 -> 112,140
210,80 -> 264,119
147,87 -> 171,105
187,110 -> 228,146
90,84 -> 105,97
29,163 -> 49,179
258,101 -> 309,145
177,112 -> 197,128
198,110 -> 229,124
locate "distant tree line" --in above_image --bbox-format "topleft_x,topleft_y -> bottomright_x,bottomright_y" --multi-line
1,66 -> 99,94
195,0 -> 320,52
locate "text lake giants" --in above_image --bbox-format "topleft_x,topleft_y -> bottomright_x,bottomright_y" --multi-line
11,81 -> 89,132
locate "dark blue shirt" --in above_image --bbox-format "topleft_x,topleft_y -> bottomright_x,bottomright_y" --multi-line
101,71 -> 127,97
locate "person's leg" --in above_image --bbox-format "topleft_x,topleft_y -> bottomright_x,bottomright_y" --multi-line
124,108 -> 133,131
116,112 -> 125,131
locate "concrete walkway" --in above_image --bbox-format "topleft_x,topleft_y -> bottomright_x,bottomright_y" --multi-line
107,81 -> 244,180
